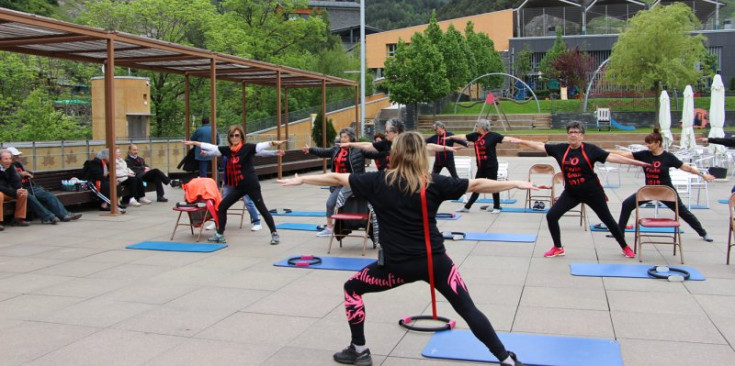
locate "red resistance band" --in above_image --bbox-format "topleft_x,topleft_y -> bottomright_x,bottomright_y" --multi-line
420,178 -> 439,320
473,132 -> 489,167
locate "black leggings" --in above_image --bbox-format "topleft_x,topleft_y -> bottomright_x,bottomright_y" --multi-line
548,188 -> 627,249
617,192 -> 707,236
342,254 -> 510,361
217,185 -> 276,234
465,165 -> 500,209
432,158 -> 458,178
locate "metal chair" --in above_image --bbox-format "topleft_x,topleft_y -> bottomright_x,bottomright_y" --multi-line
634,186 -> 683,264
552,172 -> 587,230
525,163 -> 555,209
497,160 -> 510,199
170,200 -> 215,242
728,192 -> 735,264
329,194 -> 373,256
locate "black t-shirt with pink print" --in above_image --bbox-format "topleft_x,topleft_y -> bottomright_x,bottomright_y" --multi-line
632,150 -> 683,188
545,142 -> 609,191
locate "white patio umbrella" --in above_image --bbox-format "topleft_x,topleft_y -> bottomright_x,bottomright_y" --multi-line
708,74 -> 726,155
659,90 -> 674,151
679,85 -> 697,151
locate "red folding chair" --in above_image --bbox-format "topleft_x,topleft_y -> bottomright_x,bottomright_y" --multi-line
170,200 -> 216,242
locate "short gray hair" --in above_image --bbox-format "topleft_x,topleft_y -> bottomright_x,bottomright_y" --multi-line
475,119 -> 491,132
338,127 -> 357,142
96,149 -> 109,160
566,121 -> 585,134
433,121 -> 446,131
0,149 -> 10,159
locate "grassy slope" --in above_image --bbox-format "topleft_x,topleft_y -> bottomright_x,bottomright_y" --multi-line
446,97 -> 735,114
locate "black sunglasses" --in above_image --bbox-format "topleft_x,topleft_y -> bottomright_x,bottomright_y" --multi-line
229,133 -> 242,137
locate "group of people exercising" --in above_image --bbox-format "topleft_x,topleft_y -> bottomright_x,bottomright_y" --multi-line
182,117 -> 724,366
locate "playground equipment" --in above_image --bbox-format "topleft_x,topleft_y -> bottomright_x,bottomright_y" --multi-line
596,107 -> 636,131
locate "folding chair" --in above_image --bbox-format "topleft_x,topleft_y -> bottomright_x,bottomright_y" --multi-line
634,186 -> 683,264
552,172 -> 587,230
329,192 -> 373,256
497,160 -> 511,199
594,162 -> 621,188
525,163 -> 555,209
728,192 -> 735,264
171,200 -> 216,242
454,156 -> 473,202
596,108 -> 611,131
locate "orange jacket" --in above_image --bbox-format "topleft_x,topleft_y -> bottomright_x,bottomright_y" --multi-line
183,177 -> 222,208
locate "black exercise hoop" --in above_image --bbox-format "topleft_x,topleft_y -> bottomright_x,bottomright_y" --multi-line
269,208 -> 293,214
287,255 -> 322,267
398,315 -> 456,332
442,232 -> 466,241
647,266 -> 691,280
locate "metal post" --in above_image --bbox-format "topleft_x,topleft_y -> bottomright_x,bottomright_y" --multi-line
284,87 -> 289,150
360,0 -> 366,137
322,79 -> 327,173
185,74 -> 191,140
60,140 -> 65,169
276,70 -> 282,179
105,38 -> 119,215
32,141 -> 37,171
210,58 -> 217,182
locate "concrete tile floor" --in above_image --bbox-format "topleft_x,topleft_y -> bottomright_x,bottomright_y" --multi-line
1,156 -> 734,365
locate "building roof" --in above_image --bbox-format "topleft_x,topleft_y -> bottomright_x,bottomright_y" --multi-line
0,8 -> 356,89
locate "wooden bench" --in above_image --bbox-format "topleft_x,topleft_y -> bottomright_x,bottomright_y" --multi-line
2,168 -> 97,219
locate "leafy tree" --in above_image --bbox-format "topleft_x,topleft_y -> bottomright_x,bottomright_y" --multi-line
515,44 -> 533,79
606,3 -> 710,124
311,110 -> 336,147
365,0 -> 449,31
1,88 -> 90,141
464,21 -> 503,89
424,10 -> 443,46
550,47 -> 595,97
0,0 -> 58,16
383,33 -> 449,127
440,25 -> 471,92
539,28 -> 566,78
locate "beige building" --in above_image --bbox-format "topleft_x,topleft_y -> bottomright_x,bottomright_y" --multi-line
366,9 -> 514,74
91,76 -> 152,140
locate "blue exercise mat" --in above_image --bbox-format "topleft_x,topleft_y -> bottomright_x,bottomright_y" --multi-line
126,241 -> 227,252
451,198 -> 517,204
501,207 -> 548,213
719,199 -> 729,204
452,232 -> 536,243
589,225 -> 684,234
276,223 -> 320,231
436,213 -> 461,220
274,256 -> 376,271
570,263 -> 705,281
422,330 -> 623,366
270,211 -> 326,217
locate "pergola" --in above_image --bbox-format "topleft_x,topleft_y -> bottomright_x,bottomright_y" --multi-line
0,7 -> 358,215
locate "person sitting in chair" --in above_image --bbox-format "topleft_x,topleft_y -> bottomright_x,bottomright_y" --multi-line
125,144 -> 173,203
0,149 -> 30,229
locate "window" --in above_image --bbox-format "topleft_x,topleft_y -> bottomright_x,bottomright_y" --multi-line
387,44 -> 397,57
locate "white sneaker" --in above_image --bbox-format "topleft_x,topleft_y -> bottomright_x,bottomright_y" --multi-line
251,223 -> 262,231
205,222 -> 216,231
139,197 -> 152,204
316,227 -> 333,237
489,208 -> 501,214
456,207 -> 470,213
128,198 -> 142,207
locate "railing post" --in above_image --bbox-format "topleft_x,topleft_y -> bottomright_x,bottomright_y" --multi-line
61,140 -> 66,169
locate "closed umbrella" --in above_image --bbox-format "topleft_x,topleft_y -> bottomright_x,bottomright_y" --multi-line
659,90 -> 673,151
708,74 -> 726,155
679,85 -> 697,151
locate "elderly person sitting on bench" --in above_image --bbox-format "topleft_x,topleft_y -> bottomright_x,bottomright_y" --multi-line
0,149 -> 30,230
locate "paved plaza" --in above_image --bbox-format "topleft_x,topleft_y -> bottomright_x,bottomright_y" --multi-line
1,156 -> 735,365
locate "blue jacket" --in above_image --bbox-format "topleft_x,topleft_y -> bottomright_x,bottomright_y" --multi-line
191,125 -> 220,161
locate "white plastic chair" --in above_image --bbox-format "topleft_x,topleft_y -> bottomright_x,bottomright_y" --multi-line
596,108 -> 611,131
455,156 -> 473,202
594,162 -> 621,188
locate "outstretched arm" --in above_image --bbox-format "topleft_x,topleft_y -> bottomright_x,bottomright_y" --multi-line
606,149 -> 634,160
184,141 -> 221,157
507,137 -> 546,152
426,143 -> 462,153
337,141 -> 378,153
679,164 -> 715,182
605,153 -> 649,167
447,134 -> 468,141
467,179 -> 538,194
277,172 -> 351,187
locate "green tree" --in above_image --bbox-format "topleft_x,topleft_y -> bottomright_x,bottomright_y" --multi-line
515,44 -> 533,79
0,0 -> 58,16
539,28 -> 566,78
464,21 -> 503,89
606,3 -> 710,124
384,33 -> 449,127
311,110 -> 336,147
1,88 -> 90,141
440,25 -> 471,92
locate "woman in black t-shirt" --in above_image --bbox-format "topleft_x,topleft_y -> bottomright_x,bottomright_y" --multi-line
449,119 -> 512,213
278,132 -> 534,366
610,129 -> 714,242
185,125 -> 285,245
510,121 -> 649,259
700,136 -> 735,192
